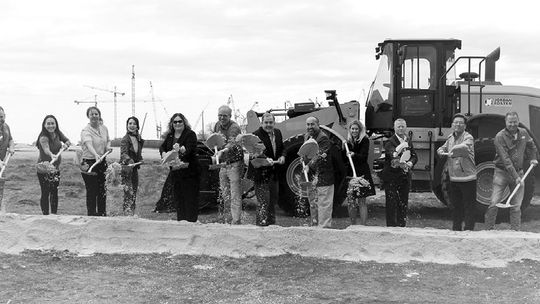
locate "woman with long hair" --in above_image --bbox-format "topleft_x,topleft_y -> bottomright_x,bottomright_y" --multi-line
344,120 -> 375,225
80,106 -> 111,216
160,113 -> 200,222
36,115 -> 71,215
120,116 -> 144,216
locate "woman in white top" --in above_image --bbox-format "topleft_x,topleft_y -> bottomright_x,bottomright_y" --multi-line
80,106 -> 111,216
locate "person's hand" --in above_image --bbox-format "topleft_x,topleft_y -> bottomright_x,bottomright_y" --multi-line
173,143 -> 180,152
51,155 -> 58,164
406,161 -> 413,169
437,147 -> 445,156
277,156 -> 285,165
7,147 -> 14,155
0,160 -> 5,168
516,177 -> 524,186
531,159 -> 539,166
266,158 -> 274,166
179,146 -> 186,154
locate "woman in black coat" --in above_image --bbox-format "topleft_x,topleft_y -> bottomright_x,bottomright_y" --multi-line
344,120 -> 375,225
160,113 -> 200,222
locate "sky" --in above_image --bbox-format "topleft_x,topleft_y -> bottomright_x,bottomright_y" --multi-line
2,0 -> 540,143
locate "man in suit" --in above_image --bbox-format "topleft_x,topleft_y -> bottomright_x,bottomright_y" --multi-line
381,118 -> 418,227
251,112 -> 286,226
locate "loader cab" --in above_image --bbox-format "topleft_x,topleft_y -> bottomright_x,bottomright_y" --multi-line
365,39 -> 462,133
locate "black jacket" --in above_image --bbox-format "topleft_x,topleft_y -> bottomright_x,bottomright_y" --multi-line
380,134 -> 418,182
160,129 -> 200,178
120,133 -> 144,169
248,127 -> 285,183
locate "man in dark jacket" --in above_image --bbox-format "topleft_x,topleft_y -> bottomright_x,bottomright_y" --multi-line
485,111 -> 538,231
251,112 -> 286,226
381,118 -> 418,227
304,116 -> 345,228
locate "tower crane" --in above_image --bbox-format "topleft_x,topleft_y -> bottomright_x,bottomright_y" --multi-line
83,85 -> 126,139
193,101 -> 211,139
149,81 -> 161,139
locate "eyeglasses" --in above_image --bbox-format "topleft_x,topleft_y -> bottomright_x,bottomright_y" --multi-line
173,120 -> 183,124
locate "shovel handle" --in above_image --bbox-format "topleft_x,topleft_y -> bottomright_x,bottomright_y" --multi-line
0,152 -> 13,178
301,159 -> 309,182
343,141 -> 357,178
214,146 -> 220,165
50,145 -> 69,166
503,163 -> 537,206
88,150 -> 112,173
128,161 -> 143,167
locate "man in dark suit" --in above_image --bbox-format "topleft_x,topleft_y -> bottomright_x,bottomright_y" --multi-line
251,112 -> 286,226
380,118 -> 418,227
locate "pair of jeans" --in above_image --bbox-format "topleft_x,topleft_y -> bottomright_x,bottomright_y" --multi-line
485,168 -> 524,230
309,185 -> 334,228
218,161 -> 243,224
384,177 -> 410,227
448,180 -> 477,231
121,168 -> 138,215
37,171 -> 60,215
81,159 -> 108,216
254,178 -> 278,226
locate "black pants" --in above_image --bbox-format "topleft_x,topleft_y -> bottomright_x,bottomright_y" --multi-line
173,171 -> 199,222
449,180 -> 477,231
121,168 -> 139,214
81,159 -> 107,216
37,171 -> 60,215
254,178 -> 278,226
384,177 -> 410,227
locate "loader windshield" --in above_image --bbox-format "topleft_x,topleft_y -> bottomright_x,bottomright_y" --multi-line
366,44 -> 393,113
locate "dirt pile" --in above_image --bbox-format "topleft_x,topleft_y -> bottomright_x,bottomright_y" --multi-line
1,213 -> 540,267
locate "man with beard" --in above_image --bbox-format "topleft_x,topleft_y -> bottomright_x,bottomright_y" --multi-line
484,111 -> 538,231
214,105 -> 244,224
250,112 -> 285,226
303,116 -> 345,228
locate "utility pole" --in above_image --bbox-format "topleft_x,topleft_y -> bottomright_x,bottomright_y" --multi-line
131,65 -> 136,116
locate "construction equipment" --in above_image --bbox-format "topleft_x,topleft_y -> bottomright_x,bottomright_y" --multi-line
83,85 -> 126,139
365,38 -> 540,211
245,92 -> 360,215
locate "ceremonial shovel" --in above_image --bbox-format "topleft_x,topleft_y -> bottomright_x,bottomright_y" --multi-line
297,139 -> 319,195
83,149 -> 112,176
496,163 -> 537,208
205,133 -> 226,170
0,151 -> 13,213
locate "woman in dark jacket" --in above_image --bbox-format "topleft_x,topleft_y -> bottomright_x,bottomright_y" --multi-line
344,120 -> 375,225
120,116 -> 144,216
160,113 -> 200,222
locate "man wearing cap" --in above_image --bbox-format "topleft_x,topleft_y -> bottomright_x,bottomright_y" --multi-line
484,111 -> 538,231
214,105 -> 244,224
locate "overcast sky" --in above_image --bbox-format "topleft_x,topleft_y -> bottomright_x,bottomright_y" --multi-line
2,0 -> 540,143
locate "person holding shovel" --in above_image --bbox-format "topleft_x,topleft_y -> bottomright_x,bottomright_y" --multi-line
380,118 -> 417,227
80,106 -> 111,216
249,112 -> 285,226
0,106 -> 14,167
303,116 -> 345,228
484,111 -> 538,231
36,115 -> 71,215
160,113 -> 200,222
213,105 -> 243,224
120,116 -> 144,216
437,113 -> 477,231
343,120 -> 375,225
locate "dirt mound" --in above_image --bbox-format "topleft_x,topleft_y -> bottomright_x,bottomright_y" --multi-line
1,213 -> 540,268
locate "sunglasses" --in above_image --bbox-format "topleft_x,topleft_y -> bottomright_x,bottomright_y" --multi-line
173,120 -> 184,124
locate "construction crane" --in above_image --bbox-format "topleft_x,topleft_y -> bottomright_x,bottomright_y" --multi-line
193,101 -> 211,139
83,85 -> 126,139
131,65 -> 136,116
149,81 -> 161,139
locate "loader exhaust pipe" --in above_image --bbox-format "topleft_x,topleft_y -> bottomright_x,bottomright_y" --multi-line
485,47 -> 500,82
